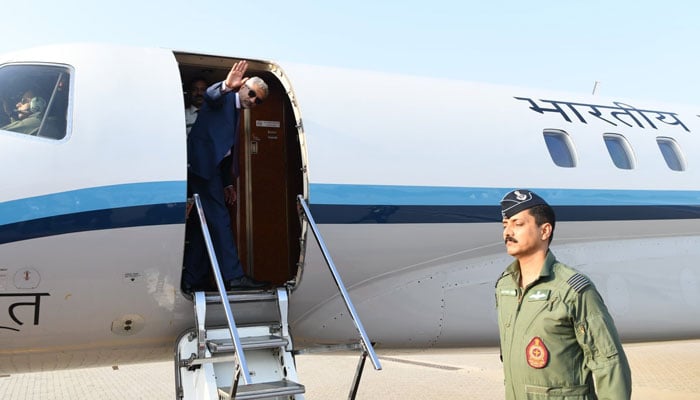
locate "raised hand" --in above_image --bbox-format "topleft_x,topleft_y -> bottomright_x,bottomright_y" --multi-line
224,60 -> 249,91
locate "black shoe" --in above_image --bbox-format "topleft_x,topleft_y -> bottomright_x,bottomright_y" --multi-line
226,275 -> 269,290
182,281 -> 205,293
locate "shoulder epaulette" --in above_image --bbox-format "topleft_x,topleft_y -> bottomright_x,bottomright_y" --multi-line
495,271 -> 510,287
566,273 -> 591,293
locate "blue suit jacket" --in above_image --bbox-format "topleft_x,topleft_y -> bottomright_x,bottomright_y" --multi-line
187,82 -> 239,180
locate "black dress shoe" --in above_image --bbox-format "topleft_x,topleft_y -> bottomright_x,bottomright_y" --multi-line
226,275 -> 269,290
182,281 -> 207,293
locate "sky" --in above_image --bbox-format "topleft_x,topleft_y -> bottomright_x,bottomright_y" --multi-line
1,0 -> 697,104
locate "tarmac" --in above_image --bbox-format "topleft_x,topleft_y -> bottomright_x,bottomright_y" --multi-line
1,339 -> 699,399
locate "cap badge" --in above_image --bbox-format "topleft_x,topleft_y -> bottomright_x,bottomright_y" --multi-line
514,190 -> 529,201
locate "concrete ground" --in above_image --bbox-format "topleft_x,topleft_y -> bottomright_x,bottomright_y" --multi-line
1,339 -> 699,399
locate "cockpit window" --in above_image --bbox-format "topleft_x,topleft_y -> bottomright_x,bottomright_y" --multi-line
656,137 -> 686,171
543,129 -> 577,167
0,64 -> 71,139
603,133 -> 636,170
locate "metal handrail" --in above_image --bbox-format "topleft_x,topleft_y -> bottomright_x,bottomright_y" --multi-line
192,193 -> 251,385
296,195 -> 382,371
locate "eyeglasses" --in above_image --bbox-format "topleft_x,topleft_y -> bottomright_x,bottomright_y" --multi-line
245,86 -> 263,105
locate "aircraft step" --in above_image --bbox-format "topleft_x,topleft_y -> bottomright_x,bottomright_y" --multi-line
181,328 -> 291,367
203,290 -> 278,305
200,291 -> 281,327
218,380 -> 305,400
209,334 -> 289,353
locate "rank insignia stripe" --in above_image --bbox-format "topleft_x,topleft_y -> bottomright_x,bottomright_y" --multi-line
567,273 -> 591,293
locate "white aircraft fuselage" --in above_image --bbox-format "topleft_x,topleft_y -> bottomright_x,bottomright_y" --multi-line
0,44 -> 698,374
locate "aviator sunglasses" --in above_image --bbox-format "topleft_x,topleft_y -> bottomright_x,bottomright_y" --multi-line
245,85 -> 263,105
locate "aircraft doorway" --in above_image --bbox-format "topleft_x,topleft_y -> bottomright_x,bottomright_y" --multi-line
175,52 -> 306,290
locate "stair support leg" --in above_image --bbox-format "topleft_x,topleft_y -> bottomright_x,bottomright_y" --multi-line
194,291 -> 207,359
348,350 -> 368,400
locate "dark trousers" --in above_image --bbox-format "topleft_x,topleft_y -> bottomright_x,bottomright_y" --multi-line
183,169 -> 244,287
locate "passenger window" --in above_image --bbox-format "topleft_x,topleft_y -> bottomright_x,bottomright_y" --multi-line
656,137 -> 686,171
0,64 -> 71,139
603,133 -> 635,170
543,129 -> 577,167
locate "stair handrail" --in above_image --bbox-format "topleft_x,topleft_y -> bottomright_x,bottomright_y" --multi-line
296,195 -> 382,371
192,193 -> 252,385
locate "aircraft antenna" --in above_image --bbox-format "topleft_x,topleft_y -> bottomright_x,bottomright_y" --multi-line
592,81 -> 600,95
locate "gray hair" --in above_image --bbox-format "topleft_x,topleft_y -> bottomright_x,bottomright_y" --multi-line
247,76 -> 269,97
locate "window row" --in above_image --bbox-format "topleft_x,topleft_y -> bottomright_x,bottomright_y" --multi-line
543,129 -> 686,171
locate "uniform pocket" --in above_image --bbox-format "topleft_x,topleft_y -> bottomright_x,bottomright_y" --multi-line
525,384 -> 590,399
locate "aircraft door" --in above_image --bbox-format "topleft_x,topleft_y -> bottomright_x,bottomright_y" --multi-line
237,74 -> 297,285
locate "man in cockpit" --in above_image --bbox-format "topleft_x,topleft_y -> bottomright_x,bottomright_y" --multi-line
1,89 -> 47,135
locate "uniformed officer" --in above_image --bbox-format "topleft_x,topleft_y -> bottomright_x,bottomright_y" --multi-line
495,189 -> 632,399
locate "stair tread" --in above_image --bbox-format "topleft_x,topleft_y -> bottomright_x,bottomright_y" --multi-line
204,291 -> 278,304
209,335 -> 289,352
218,380 -> 305,400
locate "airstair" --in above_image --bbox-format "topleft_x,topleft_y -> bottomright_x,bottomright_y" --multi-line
174,194 -> 381,399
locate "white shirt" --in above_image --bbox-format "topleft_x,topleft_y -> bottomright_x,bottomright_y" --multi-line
185,105 -> 199,136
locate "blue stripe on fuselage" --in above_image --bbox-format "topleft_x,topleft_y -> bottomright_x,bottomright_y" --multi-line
309,184 -> 700,206
0,182 -> 187,244
0,203 -> 186,244
0,181 -> 186,226
308,184 -> 700,224
1,183 -> 699,244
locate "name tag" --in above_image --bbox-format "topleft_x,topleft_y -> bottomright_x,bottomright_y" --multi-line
500,289 -> 518,297
527,290 -> 550,301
